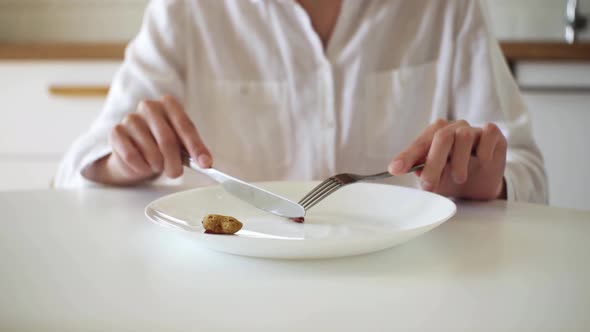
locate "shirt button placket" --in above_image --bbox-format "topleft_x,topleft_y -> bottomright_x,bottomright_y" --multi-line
323,65 -> 336,173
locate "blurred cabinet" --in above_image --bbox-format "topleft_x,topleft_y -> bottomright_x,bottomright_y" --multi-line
0,160 -> 60,191
0,61 -> 120,190
516,63 -> 590,211
524,91 -> 590,211
486,0 -> 590,210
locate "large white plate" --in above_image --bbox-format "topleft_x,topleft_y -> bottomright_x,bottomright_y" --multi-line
145,182 -> 456,259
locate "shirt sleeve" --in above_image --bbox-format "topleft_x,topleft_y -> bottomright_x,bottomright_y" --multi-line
54,0 -> 187,188
449,0 -> 548,204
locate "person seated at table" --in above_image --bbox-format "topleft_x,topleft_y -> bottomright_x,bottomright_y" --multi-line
55,0 -> 547,203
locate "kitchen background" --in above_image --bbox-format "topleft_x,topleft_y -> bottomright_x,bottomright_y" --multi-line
0,0 -> 589,210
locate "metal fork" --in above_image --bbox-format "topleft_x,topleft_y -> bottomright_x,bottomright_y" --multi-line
298,164 -> 425,211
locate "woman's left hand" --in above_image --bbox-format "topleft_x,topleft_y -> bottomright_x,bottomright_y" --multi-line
389,119 -> 507,200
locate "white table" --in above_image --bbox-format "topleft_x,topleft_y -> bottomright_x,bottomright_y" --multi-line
0,188 -> 589,331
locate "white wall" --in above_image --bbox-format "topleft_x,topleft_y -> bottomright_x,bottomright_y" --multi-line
487,0 -> 590,41
0,0 -> 148,42
0,0 -> 589,42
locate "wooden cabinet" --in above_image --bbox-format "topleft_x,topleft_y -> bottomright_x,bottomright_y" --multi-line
0,160 -> 59,191
0,61 -> 120,190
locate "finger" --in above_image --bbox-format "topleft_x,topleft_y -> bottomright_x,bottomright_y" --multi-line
490,125 -> 508,163
110,124 -> 152,175
450,126 -> 481,184
122,113 -> 164,174
161,95 -> 212,168
485,131 -> 508,199
389,119 -> 471,175
138,100 -> 183,178
421,126 -> 456,191
389,118 -> 449,175
477,123 -> 503,162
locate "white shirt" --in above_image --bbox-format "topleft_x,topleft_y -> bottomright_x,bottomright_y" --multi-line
55,0 -> 548,203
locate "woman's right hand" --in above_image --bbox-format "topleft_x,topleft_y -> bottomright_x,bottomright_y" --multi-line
82,95 -> 212,186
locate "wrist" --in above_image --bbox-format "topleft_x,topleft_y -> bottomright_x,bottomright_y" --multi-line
81,154 -> 111,183
82,153 -> 132,186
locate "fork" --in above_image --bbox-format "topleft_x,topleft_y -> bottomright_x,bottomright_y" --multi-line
298,164 -> 425,211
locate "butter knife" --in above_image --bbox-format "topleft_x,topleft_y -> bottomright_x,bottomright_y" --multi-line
181,151 -> 305,218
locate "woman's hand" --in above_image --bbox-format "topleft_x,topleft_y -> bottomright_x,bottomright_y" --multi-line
389,119 -> 507,200
82,95 -> 212,186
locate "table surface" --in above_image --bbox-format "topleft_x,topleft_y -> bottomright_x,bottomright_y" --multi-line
0,187 -> 589,332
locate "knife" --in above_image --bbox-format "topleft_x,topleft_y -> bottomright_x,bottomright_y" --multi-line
181,151 -> 305,218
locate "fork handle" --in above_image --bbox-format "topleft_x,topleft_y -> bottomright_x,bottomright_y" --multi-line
362,164 -> 425,181
408,163 -> 425,173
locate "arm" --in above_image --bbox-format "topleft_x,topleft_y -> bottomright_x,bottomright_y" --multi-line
55,0 -> 211,187
450,0 -> 547,203
390,0 -> 548,204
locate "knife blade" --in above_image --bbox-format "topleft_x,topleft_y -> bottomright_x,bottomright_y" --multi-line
181,152 -> 305,218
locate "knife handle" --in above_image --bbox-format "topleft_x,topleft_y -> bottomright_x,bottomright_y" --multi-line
180,150 -> 231,184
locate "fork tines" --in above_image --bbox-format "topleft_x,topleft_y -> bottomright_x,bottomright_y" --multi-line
298,177 -> 343,210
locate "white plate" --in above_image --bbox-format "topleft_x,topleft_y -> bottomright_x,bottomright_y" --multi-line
145,182 -> 456,259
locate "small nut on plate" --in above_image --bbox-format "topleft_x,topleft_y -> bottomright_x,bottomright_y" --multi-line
202,214 -> 243,234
